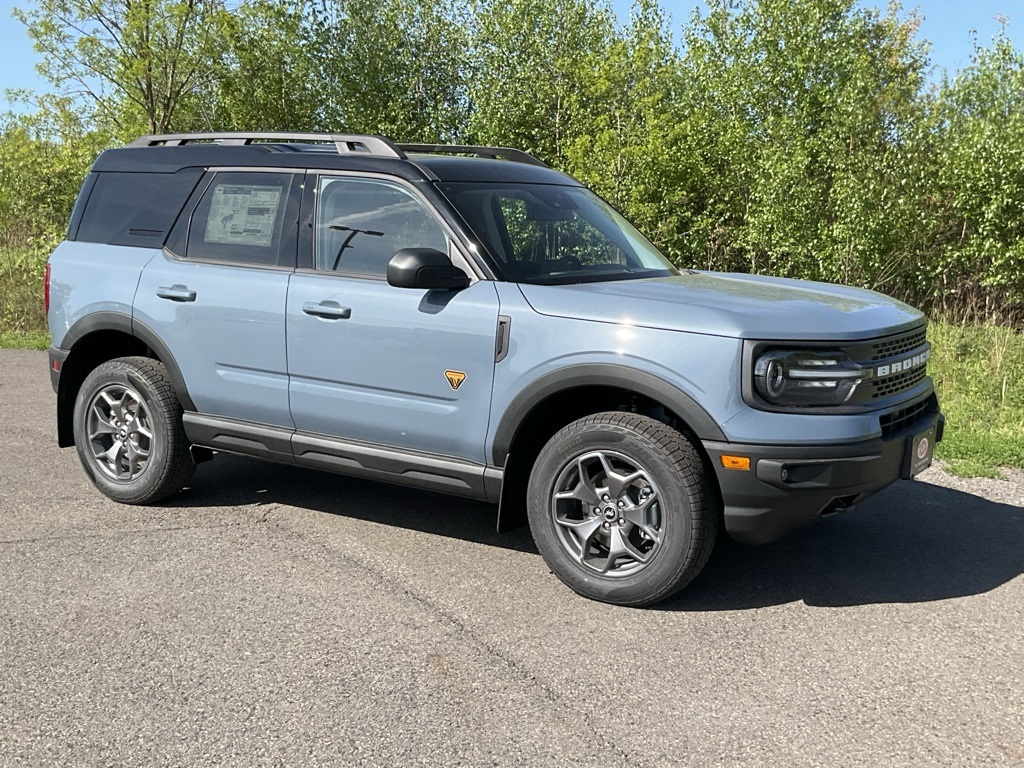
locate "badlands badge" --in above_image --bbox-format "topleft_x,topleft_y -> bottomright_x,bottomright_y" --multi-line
445,370 -> 467,391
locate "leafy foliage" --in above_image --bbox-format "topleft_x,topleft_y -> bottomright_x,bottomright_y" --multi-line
13,0 -> 234,137
929,320 -> 1024,476
927,34 -> 1024,316
310,0 -> 470,140
3,0 -> 1024,322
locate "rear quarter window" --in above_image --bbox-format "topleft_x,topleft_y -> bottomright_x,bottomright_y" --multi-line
75,169 -> 204,247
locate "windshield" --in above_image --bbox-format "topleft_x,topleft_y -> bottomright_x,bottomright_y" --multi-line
437,182 -> 679,284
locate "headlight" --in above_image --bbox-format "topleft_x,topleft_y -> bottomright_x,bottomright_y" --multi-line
753,349 -> 870,406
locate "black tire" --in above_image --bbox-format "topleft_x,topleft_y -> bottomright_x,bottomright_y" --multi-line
73,356 -> 195,504
527,412 -> 718,607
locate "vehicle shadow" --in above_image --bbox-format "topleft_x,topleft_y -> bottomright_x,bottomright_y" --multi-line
171,454 -> 1024,609
666,478 -> 1024,611
170,454 -> 538,554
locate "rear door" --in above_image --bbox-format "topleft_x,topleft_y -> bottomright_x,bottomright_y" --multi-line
134,169 -> 301,428
286,173 -> 499,463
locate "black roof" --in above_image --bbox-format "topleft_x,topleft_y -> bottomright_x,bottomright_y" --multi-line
91,142 -> 581,186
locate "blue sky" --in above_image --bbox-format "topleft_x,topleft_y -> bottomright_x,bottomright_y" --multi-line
1,0 -> 1020,110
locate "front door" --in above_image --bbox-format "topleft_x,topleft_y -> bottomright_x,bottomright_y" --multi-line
286,174 -> 499,464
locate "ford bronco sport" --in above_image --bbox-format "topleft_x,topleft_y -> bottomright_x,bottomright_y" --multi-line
46,132 -> 944,606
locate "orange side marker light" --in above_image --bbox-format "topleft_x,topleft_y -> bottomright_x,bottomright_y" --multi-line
720,455 -> 751,471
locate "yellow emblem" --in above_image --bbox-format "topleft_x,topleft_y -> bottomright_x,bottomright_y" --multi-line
445,370 -> 467,391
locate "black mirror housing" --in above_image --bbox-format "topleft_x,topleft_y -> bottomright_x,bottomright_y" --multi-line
387,248 -> 471,290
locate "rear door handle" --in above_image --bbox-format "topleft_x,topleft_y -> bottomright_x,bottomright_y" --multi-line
303,301 -> 352,319
156,284 -> 197,302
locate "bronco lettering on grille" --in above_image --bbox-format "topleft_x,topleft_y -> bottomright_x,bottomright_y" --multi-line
875,348 -> 930,377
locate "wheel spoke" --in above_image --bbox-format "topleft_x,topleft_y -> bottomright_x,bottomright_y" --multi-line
556,514 -> 604,559
621,498 -> 662,544
88,405 -> 117,438
554,455 -> 602,507
117,392 -> 135,424
604,469 -> 645,499
607,525 -> 650,565
125,440 -> 147,476
96,439 -> 126,475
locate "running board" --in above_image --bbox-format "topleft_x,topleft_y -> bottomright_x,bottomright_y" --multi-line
182,413 -> 501,502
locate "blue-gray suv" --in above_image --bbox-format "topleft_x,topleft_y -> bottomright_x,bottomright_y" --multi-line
46,132 -> 944,606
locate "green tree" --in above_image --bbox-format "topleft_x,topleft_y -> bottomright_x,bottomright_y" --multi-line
0,105 -> 107,333
0,104 -> 105,251
562,0 -> 694,256
928,31 -> 1024,317
210,0 -> 322,132
465,0 -> 616,164
678,0 -> 931,296
14,0 -> 234,137
310,0 -> 469,140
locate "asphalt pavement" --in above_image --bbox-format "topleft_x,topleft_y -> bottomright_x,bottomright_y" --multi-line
1,348 -> 1022,766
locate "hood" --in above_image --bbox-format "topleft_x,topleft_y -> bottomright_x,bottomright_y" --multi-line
517,272 -> 924,341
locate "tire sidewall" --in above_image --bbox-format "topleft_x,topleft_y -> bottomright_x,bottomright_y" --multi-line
73,361 -> 175,503
527,421 -> 698,605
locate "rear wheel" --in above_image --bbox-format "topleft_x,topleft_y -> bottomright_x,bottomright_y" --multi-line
527,412 -> 717,607
73,357 -> 194,504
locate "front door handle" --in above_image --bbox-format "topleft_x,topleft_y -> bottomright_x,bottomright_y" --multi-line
156,284 -> 197,302
303,301 -> 352,319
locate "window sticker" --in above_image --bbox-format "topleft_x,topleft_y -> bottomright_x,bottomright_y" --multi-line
204,184 -> 282,247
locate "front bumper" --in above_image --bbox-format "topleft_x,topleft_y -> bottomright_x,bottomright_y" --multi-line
703,407 -> 944,545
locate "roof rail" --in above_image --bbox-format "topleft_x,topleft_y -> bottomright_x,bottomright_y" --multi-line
129,132 -> 407,159
397,143 -> 548,168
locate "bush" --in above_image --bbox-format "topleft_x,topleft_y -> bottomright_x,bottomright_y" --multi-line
0,248 -> 47,337
930,319 -> 1024,475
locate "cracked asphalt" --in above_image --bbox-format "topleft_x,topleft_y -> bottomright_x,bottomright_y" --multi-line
1,348 -> 1022,767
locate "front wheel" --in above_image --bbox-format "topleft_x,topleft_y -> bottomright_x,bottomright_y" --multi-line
527,412 -> 718,607
73,356 -> 195,504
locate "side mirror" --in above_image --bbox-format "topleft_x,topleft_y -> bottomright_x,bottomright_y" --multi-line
387,248 -> 471,290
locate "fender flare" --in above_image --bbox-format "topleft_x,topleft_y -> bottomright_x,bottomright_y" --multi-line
59,311 -> 196,412
489,363 -> 726,467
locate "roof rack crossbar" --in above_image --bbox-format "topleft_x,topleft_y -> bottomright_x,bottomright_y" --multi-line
129,132 -> 407,159
397,143 -> 548,168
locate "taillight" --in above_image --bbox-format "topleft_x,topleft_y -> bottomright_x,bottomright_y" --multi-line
44,262 -> 51,315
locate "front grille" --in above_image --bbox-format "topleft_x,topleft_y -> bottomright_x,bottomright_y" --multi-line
872,364 -> 928,399
870,329 -> 927,361
879,397 -> 934,437
838,324 -> 931,403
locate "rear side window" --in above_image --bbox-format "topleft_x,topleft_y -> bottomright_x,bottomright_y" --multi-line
184,172 -> 298,266
76,169 -> 203,246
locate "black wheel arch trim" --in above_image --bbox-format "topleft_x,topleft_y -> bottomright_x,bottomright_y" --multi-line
58,311 -> 196,412
490,363 -> 726,467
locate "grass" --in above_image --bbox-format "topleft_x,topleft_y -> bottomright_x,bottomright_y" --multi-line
0,328 -> 50,349
1,246 -> 47,344
1,242 -> 1021,477
929,320 -> 1024,477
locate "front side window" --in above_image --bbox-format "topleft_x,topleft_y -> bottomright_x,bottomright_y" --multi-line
185,172 -> 295,265
438,182 -> 679,284
315,176 -> 449,277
